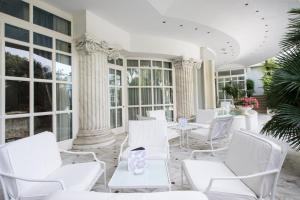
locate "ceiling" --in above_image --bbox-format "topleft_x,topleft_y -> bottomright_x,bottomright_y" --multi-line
42,0 -> 299,66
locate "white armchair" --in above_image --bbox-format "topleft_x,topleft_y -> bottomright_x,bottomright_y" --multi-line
148,110 -> 180,140
182,129 -> 288,200
118,120 -> 170,163
0,132 -> 106,200
190,109 -> 217,129
188,116 -> 233,150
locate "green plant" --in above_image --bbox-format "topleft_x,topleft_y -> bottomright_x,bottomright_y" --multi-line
261,9 -> 300,150
246,79 -> 255,97
222,82 -> 245,102
261,59 -> 279,96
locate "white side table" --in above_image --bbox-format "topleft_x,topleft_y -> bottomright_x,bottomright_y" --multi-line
169,124 -> 199,148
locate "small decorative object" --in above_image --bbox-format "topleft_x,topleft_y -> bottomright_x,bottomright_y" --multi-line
128,147 -> 146,175
235,97 -> 259,114
178,117 -> 188,128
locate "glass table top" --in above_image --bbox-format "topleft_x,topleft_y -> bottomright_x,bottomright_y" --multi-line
108,160 -> 170,189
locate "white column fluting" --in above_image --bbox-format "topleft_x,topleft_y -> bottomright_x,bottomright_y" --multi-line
73,33 -> 118,149
173,57 -> 197,119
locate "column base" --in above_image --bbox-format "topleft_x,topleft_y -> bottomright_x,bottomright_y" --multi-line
72,129 -> 115,150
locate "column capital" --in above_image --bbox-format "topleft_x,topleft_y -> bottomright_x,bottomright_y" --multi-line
75,33 -> 120,59
172,56 -> 201,69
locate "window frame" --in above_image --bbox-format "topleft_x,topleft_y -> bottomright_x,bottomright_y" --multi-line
0,1 -> 74,144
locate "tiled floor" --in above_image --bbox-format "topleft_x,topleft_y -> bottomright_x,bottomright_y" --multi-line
61,114 -> 300,199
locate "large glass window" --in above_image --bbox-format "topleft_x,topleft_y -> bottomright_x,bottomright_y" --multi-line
33,6 -> 71,36
0,0 -> 29,21
1,2 -> 73,143
127,59 -> 175,121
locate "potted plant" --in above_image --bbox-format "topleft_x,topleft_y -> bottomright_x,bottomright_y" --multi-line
235,97 -> 259,114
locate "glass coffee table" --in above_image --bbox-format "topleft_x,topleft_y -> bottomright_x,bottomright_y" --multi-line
108,160 -> 171,192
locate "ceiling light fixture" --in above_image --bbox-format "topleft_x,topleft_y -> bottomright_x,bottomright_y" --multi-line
265,24 -> 268,27
261,17 -> 265,20
195,27 -> 198,30
244,3 -> 249,6
179,24 -> 183,27
162,21 -> 166,23
256,10 -> 259,13
207,31 -> 210,34
226,41 -> 230,44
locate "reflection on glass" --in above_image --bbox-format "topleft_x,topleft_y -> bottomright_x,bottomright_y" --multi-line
56,53 -> 71,81
34,49 -> 52,79
56,39 -> 71,53
110,109 -> 116,128
164,62 -> 172,69
127,68 -> 139,86
57,113 -> 72,142
33,32 -> 53,48
34,115 -> 52,134
117,108 -> 122,127
34,82 -> 52,112
117,88 -> 122,106
5,42 -> 29,77
5,118 -> 29,142
128,88 -> 139,105
164,88 -> 173,104
154,88 -> 163,104
128,107 -> 139,120
116,70 -> 122,86
141,88 -> 152,105
153,69 -> 162,86
110,88 -> 116,107
140,69 -> 151,86
152,61 -> 162,68
164,70 -> 172,86
109,69 -> 115,86
6,80 -> 29,114
108,59 -> 115,64
5,24 -> 29,42
127,60 -> 138,67
0,0 -> 29,21
140,60 -> 151,67
154,106 -> 164,110
56,83 -> 72,111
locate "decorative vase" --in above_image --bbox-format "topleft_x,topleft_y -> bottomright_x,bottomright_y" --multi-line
128,147 -> 146,175
236,105 -> 253,115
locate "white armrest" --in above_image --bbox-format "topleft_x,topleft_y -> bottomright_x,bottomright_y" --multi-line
0,171 -> 66,190
190,147 -> 228,159
118,135 -> 129,163
205,169 -> 279,193
60,150 -> 106,168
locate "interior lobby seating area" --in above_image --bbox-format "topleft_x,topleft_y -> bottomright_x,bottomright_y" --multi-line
0,0 -> 300,200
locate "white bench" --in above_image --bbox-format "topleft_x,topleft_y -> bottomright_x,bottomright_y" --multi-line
0,132 -> 106,200
45,191 -> 208,200
182,130 -> 288,200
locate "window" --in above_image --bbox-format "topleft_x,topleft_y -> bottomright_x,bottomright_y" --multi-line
0,0 -> 29,21
127,59 -> 175,121
5,24 -> 29,42
1,2 -> 73,143
33,6 -> 71,36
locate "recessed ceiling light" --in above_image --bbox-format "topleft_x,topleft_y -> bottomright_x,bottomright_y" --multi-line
229,45 -> 233,47
179,24 -> 183,27
226,41 -> 230,44
261,17 -> 265,20
207,31 -> 211,34
265,24 -> 268,27
256,10 -> 259,13
162,21 -> 166,24
244,3 -> 249,6
194,27 -> 198,30
265,30 -> 269,32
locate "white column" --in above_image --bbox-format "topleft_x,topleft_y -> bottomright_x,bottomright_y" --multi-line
203,60 -> 216,109
73,33 -> 118,149
173,57 -> 198,119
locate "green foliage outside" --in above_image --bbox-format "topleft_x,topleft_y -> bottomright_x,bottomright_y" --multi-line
246,79 -> 254,97
262,9 -> 300,150
222,82 -> 245,102
260,59 -> 279,96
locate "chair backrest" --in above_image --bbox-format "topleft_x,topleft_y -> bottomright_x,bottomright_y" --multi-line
147,110 -> 167,121
209,116 -> 233,140
220,101 -> 231,108
0,132 -> 62,197
225,130 -> 287,198
128,120 -> 168,147
196,109 -> 216,124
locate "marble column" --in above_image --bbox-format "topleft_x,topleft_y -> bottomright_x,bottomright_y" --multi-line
203,60 -> 216,109
73,33 -> 118,149
173,57 -> 198,119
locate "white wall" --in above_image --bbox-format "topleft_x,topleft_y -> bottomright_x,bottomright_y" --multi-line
246,66 -> 264,96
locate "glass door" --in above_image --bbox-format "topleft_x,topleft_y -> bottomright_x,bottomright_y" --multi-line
109,65 -> 125,134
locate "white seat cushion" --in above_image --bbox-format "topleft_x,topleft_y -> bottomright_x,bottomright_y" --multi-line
46,191 -> 208,200
22,162 -> 102,199
121,146 -> 168,160
182,160 -> 256,198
